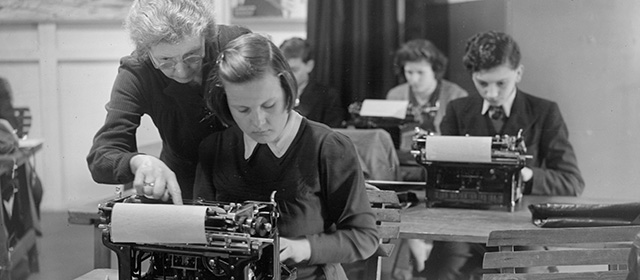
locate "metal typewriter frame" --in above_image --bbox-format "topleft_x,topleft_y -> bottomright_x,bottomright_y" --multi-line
412,131 -> 530,212
98,194 -> 296,280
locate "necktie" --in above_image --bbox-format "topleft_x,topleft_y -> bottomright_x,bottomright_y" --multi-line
489,106 -> 505,132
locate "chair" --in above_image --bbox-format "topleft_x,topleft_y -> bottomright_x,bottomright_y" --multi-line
13,107 -> 31,140
343,188 -> 401,280
483,225 -> 640,280
334,128 -> 401,181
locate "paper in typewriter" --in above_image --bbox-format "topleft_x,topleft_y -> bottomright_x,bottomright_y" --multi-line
425,136 -> 492,163
111,203 -> 208,244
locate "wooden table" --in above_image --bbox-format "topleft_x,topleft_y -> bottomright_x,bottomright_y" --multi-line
69,185 -> 638,270
400,192 -> 637,243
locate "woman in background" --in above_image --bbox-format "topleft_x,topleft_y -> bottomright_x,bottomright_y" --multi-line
387,39 -> 468,134
86,0 -> 250,202
194,33 -> 378,280
386,39 -> 468,279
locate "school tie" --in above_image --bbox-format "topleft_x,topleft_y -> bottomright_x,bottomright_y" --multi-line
489,105 -> 505,133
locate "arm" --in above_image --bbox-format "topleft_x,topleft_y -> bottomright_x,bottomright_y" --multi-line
87,67 -> 144,184
307,133 -> 379,264
528,103 -> 585,196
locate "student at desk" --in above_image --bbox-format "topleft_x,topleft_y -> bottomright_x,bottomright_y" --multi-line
422,31 -> 585,279
279,37 -> 346,128
386,39 -> 468,134
194,33 -> 378,280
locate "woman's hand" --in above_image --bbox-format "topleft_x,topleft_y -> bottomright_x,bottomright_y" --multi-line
130,154 -> 183,204
279,237 -> 311,264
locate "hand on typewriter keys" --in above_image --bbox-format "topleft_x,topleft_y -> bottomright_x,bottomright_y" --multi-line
279,237 -> 311,264
130,154 -> 183,205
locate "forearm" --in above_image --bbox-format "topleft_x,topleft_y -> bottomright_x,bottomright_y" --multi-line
306,217 -> 378,264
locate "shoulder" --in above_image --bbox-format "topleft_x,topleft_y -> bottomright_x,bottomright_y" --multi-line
386,83 -> 409,100
303,119 -> 354,149
449,94 -> 480,107
440,80 -> 468,98
518,90 -> 559,112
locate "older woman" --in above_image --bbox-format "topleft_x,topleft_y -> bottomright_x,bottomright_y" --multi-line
87,0 -> 250,202
194,33 -> 378,280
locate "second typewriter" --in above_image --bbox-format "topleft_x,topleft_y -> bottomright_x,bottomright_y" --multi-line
411,130 -> 531,212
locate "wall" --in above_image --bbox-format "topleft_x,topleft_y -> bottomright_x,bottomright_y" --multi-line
0,1 -> 305,211
445,0 -> 640,199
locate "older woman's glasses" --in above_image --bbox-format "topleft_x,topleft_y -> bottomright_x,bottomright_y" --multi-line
149,51 -> 204,70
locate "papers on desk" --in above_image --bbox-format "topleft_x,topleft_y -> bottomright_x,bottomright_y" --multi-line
359,99 -> 408,119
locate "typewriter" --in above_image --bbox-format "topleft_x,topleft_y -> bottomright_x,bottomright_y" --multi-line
411,129 -> 531,212
98,192 -> 296,280
348,100 -> 438,149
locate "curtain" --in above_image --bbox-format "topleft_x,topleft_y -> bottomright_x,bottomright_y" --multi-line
307,0 -> 399,109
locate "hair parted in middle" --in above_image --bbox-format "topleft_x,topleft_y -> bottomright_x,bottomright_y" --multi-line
205,33 -> 298,126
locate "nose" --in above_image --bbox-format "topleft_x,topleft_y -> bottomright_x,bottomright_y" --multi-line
172,61 -> 191,79
484,85 -> 499,99
406,73 -> 419,84
250,109 -> 267,127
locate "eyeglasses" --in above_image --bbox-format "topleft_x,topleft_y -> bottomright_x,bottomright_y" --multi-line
149,50 -> 204,70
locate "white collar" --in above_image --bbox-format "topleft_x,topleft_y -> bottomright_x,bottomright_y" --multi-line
481,88 -> 517,117
243,111 -> 303,160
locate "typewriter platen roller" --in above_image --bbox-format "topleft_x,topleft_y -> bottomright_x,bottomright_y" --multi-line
411,129 -> 531,212
98,193 -> 296,280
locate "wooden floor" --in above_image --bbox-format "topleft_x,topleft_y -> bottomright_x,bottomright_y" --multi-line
26,211 -> 95,280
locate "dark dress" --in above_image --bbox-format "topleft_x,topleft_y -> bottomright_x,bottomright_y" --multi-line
194,118 -> 378,280
86,25 -> 250,199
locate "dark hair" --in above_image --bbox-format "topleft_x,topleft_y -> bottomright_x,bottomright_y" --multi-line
279,37 -> 313,62
463,31 -> 521,73
205,33 -> 297,126
394,39 -> 448,80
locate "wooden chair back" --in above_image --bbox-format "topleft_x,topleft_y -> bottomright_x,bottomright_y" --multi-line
360,189 -> 401,279
483,225 -> 640,280
13,107 -> 31,139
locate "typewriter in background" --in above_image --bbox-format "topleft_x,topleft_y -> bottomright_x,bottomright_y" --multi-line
411,129 -> 530,212
347,99 -> 437,149
98,193 -> 296,280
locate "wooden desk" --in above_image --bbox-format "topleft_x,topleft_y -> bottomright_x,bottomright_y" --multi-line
400,193 -> 637,243
69,186 -> 638,271
0,139 -> 44,278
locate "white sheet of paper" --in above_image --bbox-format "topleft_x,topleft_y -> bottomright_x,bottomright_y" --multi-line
111,203 -> 208,244
359,99 -> 409,119
425,136 -> 492,163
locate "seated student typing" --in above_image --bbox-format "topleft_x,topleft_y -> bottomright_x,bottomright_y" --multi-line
422,30 -> 585,280
194,33 -> 379,280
